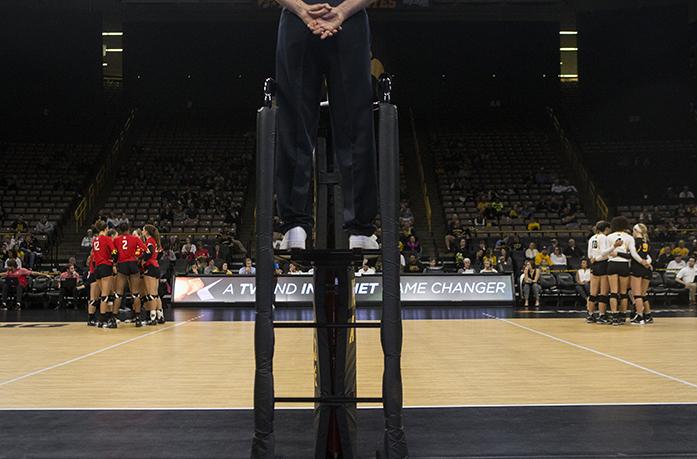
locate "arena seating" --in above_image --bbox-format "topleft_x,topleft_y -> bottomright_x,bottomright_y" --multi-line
0,142 -> 102,244
429,120 -> 591,264
581,139 -> 697,202
99,117 -> 252,234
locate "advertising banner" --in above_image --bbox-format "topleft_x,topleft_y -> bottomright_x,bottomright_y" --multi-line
173,274 -> 514,305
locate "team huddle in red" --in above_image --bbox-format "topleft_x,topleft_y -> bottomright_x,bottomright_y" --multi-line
87,221 -> 163,328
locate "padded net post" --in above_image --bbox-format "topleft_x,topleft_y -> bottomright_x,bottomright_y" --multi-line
251,104 -> 277,459
378,102 -> 409,458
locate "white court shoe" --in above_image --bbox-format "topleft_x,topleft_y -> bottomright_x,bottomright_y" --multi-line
279,226 -> 307,250
349,234 -> 379,250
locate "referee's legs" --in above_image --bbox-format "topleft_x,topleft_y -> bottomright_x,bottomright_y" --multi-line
325,10 -> 378,237
275,9 -> 323,236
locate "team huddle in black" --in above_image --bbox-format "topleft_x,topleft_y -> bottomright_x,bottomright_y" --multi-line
586,216 -> 653,326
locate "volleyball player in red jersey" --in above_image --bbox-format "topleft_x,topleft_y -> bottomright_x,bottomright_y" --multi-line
86,254 -> 99,326
92,220 -> 118,328
113,222 -> 148,327
131,228 -> 146,324
142,224 -> 164,325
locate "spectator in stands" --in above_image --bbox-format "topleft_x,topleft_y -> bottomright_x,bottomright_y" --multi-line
483,248 -> 497,268
204,260 -> 218,275
480,259 -> 497,273
118,212 -> 130,228
194,242 -> 210,260
423,258 -> 443,274
188,257 -> 207,274
679,186 -> 695,199
219,230 -> 247,255
672,240 -> 689,258
57,264 -> 82,309
220,262 -> 234,275
522,260 -> 541,308
81,229 -> 93,248
458,258 -> 475,274
445,216 -> 466,252
535,247 -> 552,271
473,249 -> 485,272
288,263 -> 303,275
4,250 -> 22,269
575,258 -> 591,303
12,216 -> 28,233
399,222 -> 417,246
181,237 -> 197,261
454,238 -> 469,269
497,248 -> 514,274
239,257 -> 256,275
527,216 -> 541,231
405,235 -> 421,256
357,262 -> 376,276
666,255 -> 687,274
19,235 -> 40,269
34,217 -> 54,236
550,246 -> 567,268
563,238 -> 583,260
676,257 -> 697,306
1,259 -> 49,310
399,201 -> 414,226
106,213 -> 118,229
525,242 -> 539,260
473,210 -> 487,227
405,254 -> 421,273
655,245 -> 673,269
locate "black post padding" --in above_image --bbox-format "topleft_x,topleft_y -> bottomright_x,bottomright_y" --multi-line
251,105 -> 277,459
378,102 -> 409,458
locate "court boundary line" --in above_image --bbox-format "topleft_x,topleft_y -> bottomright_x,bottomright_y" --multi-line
3,401 -> 697,411
483,313 -> 697,390
0,315 -> 203,388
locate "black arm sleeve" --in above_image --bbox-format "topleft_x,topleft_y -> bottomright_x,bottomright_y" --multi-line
143,244 -> 154,261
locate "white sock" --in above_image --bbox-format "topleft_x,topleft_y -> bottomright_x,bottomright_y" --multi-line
157,309 -> 164,319
150,310 -> 157,320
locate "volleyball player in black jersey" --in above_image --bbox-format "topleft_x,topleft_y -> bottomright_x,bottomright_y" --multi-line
629,223 -> 653,325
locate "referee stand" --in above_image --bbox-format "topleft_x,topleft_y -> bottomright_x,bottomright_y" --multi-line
251,75 -> 408,458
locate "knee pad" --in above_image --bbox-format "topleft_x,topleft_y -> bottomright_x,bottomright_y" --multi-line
107,294 -> 116,303
619,293 -> 630,300
142,294 -> 153,303
89,299 -> 100,307
132,292 -> 140,299
598,295 -> 609,304
588,295 -> 597,303
633,295 -> 644,301
151,294 -> 159,300
100,296 -> 108,303
113,292 -> 122,299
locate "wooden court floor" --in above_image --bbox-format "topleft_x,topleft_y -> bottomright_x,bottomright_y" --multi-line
2,317 -> 697,409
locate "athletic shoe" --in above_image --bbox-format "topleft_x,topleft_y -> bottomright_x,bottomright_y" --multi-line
0,302 -> 7,311
585,314 -> 597,324
616,313 -> 626,325
105,318 -> 117,329
97,321 -> 106,328
645,313 -> 654,324
146,319 -> 158,326
279,227 -> 307,250
630,313 -> 645,325
596,314 -> 609,324
157,316 -> 166,325
349,234 -> 380,250
134,317 -> 143,328
87,318 -> 98,327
